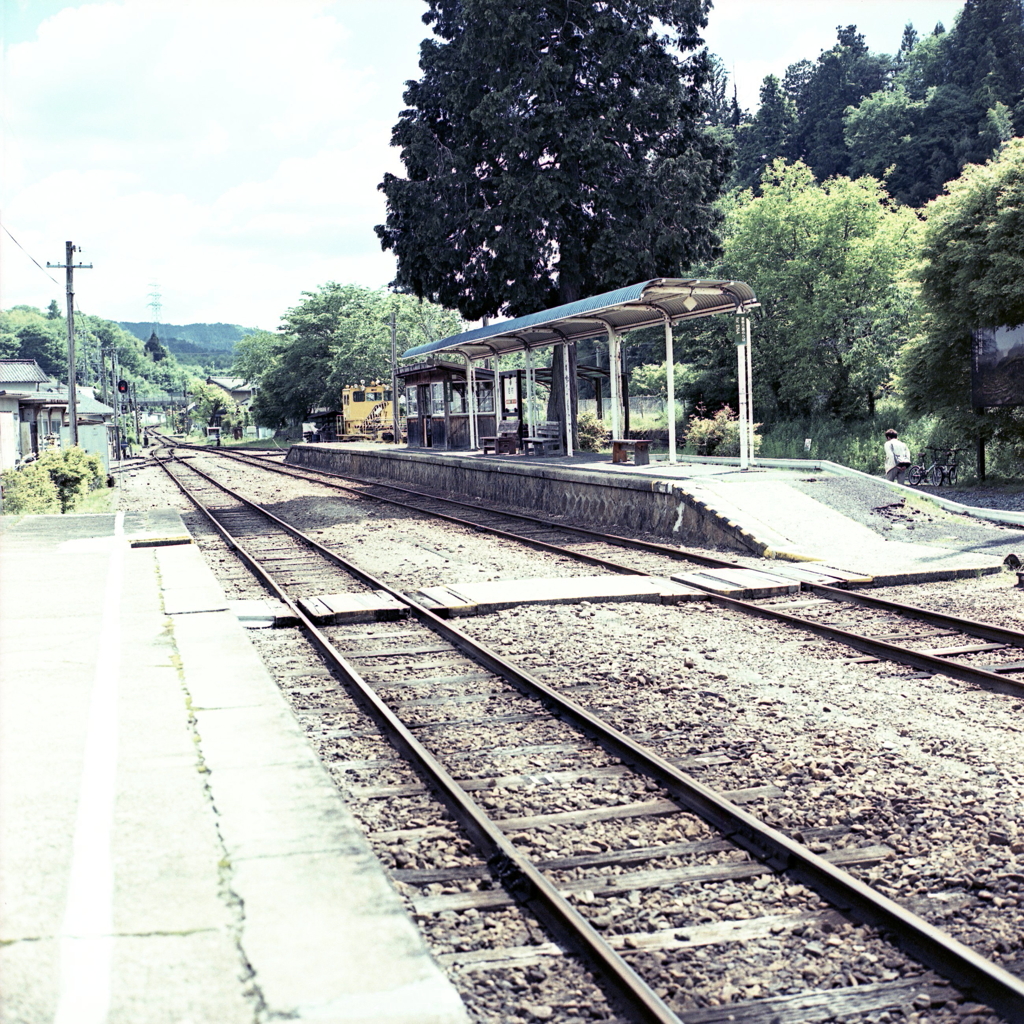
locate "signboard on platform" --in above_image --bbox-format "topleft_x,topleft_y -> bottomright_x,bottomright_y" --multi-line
971,324 -> 1024,407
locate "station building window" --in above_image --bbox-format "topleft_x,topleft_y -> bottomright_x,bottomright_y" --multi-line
406,387 -> 418,416
449,381 -> 467,415
431,382 -> 444,416
474,380 -> 494,412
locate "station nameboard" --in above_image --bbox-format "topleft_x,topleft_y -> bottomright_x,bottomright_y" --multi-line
971,324 -> 1024,407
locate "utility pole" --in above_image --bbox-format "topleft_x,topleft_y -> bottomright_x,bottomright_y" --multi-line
47,241 -> 92,446
132,382 -> 142,448
390,310 -> 400,444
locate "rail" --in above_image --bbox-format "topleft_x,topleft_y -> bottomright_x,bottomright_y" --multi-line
151,441 -> 1024,1022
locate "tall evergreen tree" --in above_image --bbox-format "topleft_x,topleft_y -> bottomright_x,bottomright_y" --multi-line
731,75 -> 798,190
789,26 -> 891,181
377,0 -> 727,319
846,0 -> 1024,207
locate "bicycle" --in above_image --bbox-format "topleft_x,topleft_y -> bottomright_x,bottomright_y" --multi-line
907,446 -> 962,487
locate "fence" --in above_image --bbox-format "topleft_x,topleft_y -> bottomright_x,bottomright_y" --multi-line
578,397 -> 675,420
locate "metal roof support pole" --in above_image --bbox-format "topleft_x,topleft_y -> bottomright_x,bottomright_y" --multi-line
463,351 -> 478,449
524,345 -> 535,434
605,324 -> 622,441
662,312 -> 677,465
561,342 -> 574,457
744,314 -> 755,466
736,312 -> 749,471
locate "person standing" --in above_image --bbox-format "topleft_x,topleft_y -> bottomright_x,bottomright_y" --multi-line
883,429 -> 911,484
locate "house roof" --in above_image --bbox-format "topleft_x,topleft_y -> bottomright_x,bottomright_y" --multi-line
1,387 -> 114,415
0,359 -> 50,383
207,376 -> 251,391
401,278 -> 758,361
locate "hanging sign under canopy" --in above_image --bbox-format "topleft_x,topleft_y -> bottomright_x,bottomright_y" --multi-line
401,278 -> 758,361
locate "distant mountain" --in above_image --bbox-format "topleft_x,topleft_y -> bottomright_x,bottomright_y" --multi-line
118,321 -> 257,350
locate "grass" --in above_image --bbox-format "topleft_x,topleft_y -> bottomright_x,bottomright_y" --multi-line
78,485 -> 116,513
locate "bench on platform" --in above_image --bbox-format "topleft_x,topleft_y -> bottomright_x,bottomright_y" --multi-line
523,421 -> 564,456
480,418 -> 520,455
611,439 -> 651,466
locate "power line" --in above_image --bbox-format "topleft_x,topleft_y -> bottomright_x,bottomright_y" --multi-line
1,222 -> 61,286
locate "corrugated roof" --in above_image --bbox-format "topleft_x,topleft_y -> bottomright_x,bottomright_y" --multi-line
402,278 -> 758,360
5,387 -> 114,415
0,359 -> 50,383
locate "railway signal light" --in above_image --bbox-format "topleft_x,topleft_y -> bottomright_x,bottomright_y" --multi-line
117,379 -> 128,394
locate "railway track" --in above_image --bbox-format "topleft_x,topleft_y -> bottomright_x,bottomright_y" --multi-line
152,444 -> 1024,1024
154,435 -> 1024,699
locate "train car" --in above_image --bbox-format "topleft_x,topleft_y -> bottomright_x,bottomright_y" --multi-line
339,382 -> 398,439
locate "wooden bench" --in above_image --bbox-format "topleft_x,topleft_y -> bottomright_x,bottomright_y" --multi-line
522,421 -> 564,456
480,418 -> 520,455
611,439 -> 651,466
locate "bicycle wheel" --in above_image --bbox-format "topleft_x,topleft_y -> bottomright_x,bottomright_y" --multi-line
907,465 -> 925,486
946,464 -> 958,487
929,463 -> 944,486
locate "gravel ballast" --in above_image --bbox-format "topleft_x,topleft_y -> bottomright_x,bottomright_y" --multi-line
112,447 -> 1024,1024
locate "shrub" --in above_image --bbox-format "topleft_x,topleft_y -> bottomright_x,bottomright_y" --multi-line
35,447 -> 105,512
576,411 -> 607,452
683,405 -> 762,457
1,463 -> 60,514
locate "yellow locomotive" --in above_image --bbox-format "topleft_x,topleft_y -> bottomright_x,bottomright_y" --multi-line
339,382 -> 397,439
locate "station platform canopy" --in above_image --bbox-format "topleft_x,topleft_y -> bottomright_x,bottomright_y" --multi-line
401,278 -> 758,361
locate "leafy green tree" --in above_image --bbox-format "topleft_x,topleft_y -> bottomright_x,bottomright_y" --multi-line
188,379 -> 231,428
377,0 -> 728,321
717,160 -> 922,420
252,285 -> 462,428
231,330 -> 279,388
899,138 -> 1024,456
629,362 -> 695,397
0,307 -> 67,378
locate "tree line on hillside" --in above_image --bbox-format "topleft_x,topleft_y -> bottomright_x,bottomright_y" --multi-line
722,2 -> 1024,205
0,302 -> 194,400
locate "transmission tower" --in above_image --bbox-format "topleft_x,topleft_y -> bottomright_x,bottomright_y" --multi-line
148,283 -> 162,325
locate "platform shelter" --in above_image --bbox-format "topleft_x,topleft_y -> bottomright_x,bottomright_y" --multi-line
401,278 -> 759,465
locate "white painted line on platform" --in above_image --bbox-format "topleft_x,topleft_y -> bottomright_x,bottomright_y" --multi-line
53,512 -> 124,1024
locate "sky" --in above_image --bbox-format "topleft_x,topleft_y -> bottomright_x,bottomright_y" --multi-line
1,0 -> 966,331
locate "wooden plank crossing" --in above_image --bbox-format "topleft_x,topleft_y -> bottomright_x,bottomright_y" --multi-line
672,567 -> 798,599
762,563 -> 874,587
412,575 -> 707,617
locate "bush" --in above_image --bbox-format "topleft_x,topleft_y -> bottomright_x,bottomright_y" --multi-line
1,463 -> 60,514
7,447 -> 107,514
756,402 -> 974,476
683,405 -> 762,457
576,411 -> 607,452
37,447 -> 105,512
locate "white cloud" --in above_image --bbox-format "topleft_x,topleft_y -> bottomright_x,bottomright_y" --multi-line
2,0 -> 424,325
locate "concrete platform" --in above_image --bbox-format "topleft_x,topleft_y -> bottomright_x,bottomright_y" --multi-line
0,511 -> 468,1024
288,443 -> 1010,585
